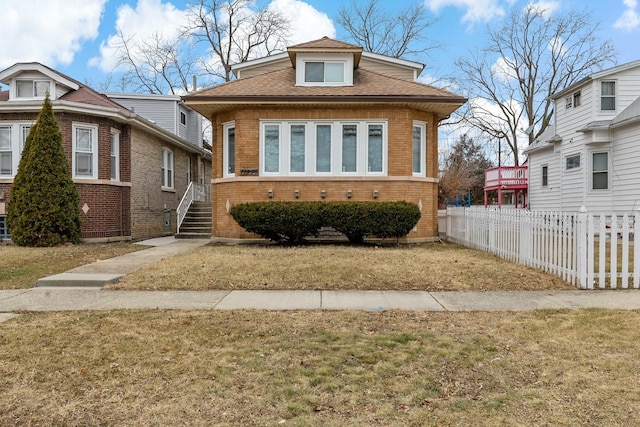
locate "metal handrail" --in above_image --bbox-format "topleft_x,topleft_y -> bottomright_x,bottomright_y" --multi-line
177,183 -> 211,232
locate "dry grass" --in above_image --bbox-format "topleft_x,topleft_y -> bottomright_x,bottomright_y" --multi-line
2,309 -> 640,426
0,242 -> 147,289
112,242 -> 573,291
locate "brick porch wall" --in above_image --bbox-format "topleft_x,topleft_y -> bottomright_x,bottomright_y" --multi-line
209,106 -> 440,241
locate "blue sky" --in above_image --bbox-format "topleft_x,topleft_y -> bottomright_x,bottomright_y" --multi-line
0,0 -> 638,92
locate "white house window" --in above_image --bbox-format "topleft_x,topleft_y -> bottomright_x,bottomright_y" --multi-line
73,123 -> 98,178
199,161 -> 205,185
565,96 -> 572,109
161,148 -> 174,189
0,123 -> 32,177
0,127 -> 11,176
592,152 -> 609,190
565,154 -> 581,171
110,130 -> 120,181
413,122 -> 426,176
296,54 -> 353,86
260,120 -> 387,176
367,124 -> 383,173
316,124 -> 332,173
290,124 -> 306,173
573,91 -> 582,107
180,111 -> 186,126
601,81 -> 616,111
186,157 -> 192,183
16,79 -> 49,98
541,165 -> 548,187
304,61 -> 345,83
264,124 -> 280,173
341,124 -> 357,173
223,122 -> 235,177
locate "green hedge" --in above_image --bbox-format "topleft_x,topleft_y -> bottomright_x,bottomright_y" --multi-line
230,201 -> 421,244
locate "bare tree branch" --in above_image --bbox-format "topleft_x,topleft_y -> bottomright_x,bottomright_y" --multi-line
455,5 -> 616,165
184,0 -> 290,82
336,0 -> 437,59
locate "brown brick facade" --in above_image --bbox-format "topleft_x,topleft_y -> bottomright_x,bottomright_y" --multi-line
210,106 -> 440,242
1,111 -> 211,242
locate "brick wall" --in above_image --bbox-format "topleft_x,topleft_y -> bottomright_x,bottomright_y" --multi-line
209,106 -> 440,242
130,127 -> 211,240
0,111 -> 132,242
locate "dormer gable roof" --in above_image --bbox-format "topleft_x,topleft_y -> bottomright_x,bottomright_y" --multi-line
287,36 -> 363,68
0,62 -> 80,92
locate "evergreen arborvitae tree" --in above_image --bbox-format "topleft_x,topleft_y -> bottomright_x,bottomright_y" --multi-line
7,94 -> 81,246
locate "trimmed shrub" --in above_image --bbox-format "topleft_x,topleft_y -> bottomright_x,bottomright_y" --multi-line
230,201 -> 421,244
326,201 -> 421,243
6,94 -> 82,246
230,201 -> 324,244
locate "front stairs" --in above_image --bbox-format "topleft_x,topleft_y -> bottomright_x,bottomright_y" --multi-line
176,201 -> 212,239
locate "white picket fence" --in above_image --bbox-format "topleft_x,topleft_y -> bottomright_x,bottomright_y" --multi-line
445,207 -> 640,289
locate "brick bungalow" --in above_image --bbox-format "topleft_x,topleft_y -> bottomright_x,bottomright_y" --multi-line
183,37 -> 466,242
0,63 -> 211,241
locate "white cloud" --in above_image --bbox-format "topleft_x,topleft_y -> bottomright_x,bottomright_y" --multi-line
90,0 -> 187,72
425,0 -> 507,24
268,0 -> 335,43
614,0 -> 640,31
0,0 -> 105,69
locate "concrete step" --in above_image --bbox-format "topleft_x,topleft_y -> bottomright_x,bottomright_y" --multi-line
175,232 -> 211,239
36,273 -> 124,287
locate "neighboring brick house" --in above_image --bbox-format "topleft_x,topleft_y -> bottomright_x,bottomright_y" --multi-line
0,62 -> 211,241
183,37 -> 466,242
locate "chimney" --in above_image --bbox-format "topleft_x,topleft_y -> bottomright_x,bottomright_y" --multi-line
192,75 -> 197,92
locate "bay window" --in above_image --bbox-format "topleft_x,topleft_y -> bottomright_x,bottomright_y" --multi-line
260,120 -> 387,176
0,123 -> 31,177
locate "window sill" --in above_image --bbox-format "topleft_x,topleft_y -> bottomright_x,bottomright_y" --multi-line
161,187 -> 176,193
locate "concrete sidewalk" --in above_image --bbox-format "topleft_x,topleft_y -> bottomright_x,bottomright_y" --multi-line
35,237 -> 210,287
3,236 -> 640,322
3,288 -> 640,315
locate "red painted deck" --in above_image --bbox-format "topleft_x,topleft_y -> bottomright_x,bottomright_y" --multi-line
484,166 -> 528,208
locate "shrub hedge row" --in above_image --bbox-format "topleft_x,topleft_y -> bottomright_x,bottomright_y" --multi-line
230,201 -> 421,244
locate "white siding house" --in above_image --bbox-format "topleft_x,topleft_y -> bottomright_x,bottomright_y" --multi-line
525,60 -> 640,214
108,93 -> 204,148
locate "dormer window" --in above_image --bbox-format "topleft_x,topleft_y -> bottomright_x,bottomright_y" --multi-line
16,79 -> 50,98
296,54 -> 353,86
304,61 -> 345,83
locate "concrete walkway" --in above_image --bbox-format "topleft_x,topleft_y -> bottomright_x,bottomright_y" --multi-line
3,236 -> 640,321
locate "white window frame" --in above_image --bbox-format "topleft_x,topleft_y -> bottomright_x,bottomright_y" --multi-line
262,122 -> 282,175
0,122 -> 32,178
72,123 -> 98,179
601,80 -> 616,111
15,79 -> 51,99
541,164 -> 548,187
259,120 -> 387,177
110,129 -> 120,181
412,121 -> 427,177
295,54 -> 353,87
161,148 -> 174,190
223,122 -> 235,178
591,151 -> 610,191
565,153 -> 581,171
565,96 -> 572,109
573,91 -> 582,108
199,161 -> 205,185
0,126 -> 12,177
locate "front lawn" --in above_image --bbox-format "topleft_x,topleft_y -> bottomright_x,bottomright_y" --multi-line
111,242 -> 573,291
1,309 -> 639,425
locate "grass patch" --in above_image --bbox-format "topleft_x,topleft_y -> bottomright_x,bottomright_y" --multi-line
111,242 -> 572,291
2,309 -> 640,425
0,242 -> 147,289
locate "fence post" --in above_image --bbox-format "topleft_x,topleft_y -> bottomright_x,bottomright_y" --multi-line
576,206 -> 588,289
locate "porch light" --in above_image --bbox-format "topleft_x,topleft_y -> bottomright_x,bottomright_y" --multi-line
320,190 -> 326,199
294,190 -> 300,199
372,190 -> 379,199
346,190 -> 352,199
268,189 -> 274,198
